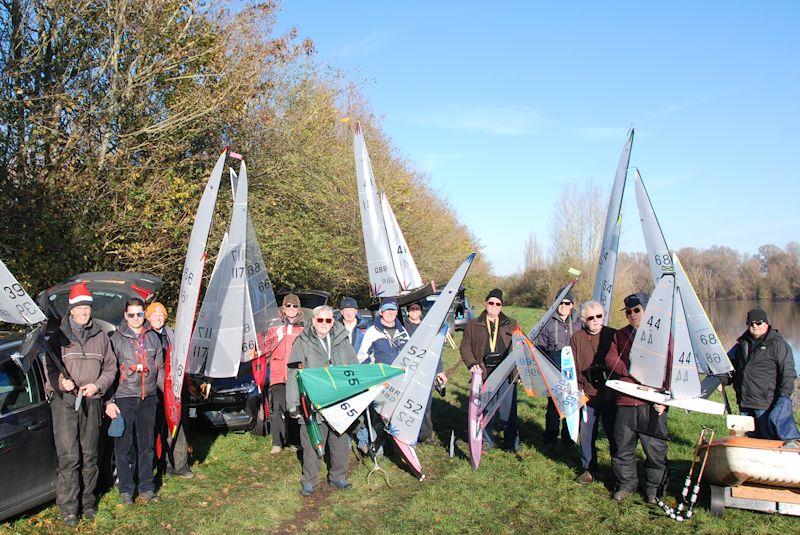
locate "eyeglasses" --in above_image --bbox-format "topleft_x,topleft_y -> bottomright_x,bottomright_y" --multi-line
560,301 -> 573,306
315,318 -> 333,324
486,300 -> 502,307
748,320 -> 765,327
284,303 -> 299,308
126,312 -> 145,318
625,306 -> 643,316
585,313 -> 603,322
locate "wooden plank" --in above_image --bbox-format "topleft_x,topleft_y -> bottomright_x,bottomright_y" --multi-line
731,484 -> 800,505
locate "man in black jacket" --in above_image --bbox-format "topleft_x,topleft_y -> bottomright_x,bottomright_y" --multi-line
728,308 -> 799,446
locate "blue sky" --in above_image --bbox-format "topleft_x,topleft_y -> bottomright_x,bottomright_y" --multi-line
272,1 -> 799,276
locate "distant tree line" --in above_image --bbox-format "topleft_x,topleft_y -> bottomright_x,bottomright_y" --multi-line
506,180 -> 800,324
0,1 -> 493,308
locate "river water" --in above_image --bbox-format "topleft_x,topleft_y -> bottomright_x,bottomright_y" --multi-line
705,300 -> 800,368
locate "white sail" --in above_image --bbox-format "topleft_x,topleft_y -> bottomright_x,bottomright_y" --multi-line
386,325 -> 447,444
634,170 -> 674,281
375,253 -> 475,438
230,168 -> 282,359
628,275 -> 674,389
381,192 -> 423,291
354,123 -> 402,297
188,161 -> 249,378
0,259 -> 46,325
187,233 -> 228,375
634,172 -> 733,376
321,385 -> 384,435
592,128 -> 634,322
673,254 -> 733,375
670,286 -> 702,400
171,150 -> 226,399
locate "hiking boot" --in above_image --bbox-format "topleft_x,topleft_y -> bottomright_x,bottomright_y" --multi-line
120,493 -> 134,506
139,491 -> 160,503
645,493 -> 658,505
575,471 -> 594,484
300,483 -> 315,497
62,513 -> 78,527
329,479 -> 352,490
357,442 -> 370,456
783,440 -> 799,449
271,445 -> 282,454
83,508 -> 97,520
612,489 -> 633,502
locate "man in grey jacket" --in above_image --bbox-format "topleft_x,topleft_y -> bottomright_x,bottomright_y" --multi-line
106,298 -> 163,505
45,282 -> 117,526
287,305 -> 357,497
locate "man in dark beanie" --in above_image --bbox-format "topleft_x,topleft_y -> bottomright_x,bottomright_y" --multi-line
534,285 -> 582,449
337,296 -> 368,352
460,288 -> 519,451
727,308 -> 799,446
45,282 -> 117,526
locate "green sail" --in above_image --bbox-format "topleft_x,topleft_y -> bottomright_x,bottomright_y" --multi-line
298,364 -> 404,409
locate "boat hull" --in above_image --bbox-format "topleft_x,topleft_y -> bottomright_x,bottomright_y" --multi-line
605,379 -> 725,415
468,368 -> 483,470
705,436 -> 800,488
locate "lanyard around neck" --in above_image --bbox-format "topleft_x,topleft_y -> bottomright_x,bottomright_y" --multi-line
486,317 -> 499,353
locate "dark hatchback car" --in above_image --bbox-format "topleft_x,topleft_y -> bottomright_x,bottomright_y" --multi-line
0,272 -> 163,520
187,289 -> 331,435
0,332 -> 57,521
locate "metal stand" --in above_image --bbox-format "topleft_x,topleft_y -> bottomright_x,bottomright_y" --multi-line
658,427 -> 715,521
364,409 -> 390,487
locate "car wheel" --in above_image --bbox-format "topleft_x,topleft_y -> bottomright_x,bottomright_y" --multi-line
249,399 -> 268,437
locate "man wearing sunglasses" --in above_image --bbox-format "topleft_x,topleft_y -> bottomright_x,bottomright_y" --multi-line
106,298 -> 164,505
570,301 -> 616,484
604,292 -> 669,504
287,305 -> 357,496
461,288 -> 519,451
727,308 -> 799,447
534,287 -> 582,449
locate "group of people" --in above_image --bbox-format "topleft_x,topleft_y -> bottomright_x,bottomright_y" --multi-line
461,287 -> 799,504
44,279 -> 798,525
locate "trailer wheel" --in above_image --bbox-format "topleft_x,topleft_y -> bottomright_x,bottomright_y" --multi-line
709,485 -> 725,518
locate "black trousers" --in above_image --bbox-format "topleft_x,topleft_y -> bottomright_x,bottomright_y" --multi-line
612,404 -> 669,496
544,397 -> 570,443
114,395 -> 157,495
50,394 -> 101,514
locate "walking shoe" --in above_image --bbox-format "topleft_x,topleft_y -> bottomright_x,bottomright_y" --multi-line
329,479 -> 352,490
62,513 -> 78,527
357,442 -> 370,456
300,483 -> 315,497
646,493 -> 658,505
612,489 -> 633,502
120,493 -> 134,506
575,471 -> 594,484
176,468 -> 195,479
139,491 -> 160,503
83,508 -> 97,520
271,445 -> 282,454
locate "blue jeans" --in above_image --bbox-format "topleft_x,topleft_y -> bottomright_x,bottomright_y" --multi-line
114,395 -> 157,495
742,396 -> 800,441
482,383 -> 519,451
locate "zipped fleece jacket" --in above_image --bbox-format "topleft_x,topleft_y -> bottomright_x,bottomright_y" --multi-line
286,323 -> 357,413
729,328 -> 796,410
45,316 -> 117,398
357,319 -> 409,365
109,321 -> 163,400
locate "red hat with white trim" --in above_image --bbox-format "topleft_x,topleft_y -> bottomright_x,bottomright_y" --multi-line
68,282 -> 93,311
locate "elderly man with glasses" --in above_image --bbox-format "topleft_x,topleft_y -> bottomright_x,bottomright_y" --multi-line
570,300 -> 616,484
460,289 -> 520,451
726,308 -> 799,447
534,287 -> 582,449
287,305 -> 357,496
604,292 -> 668,504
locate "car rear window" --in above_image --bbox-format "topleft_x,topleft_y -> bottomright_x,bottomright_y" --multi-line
48,290 -> 129,325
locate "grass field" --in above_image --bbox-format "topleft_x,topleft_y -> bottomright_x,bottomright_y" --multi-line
3,308 -> 798,534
